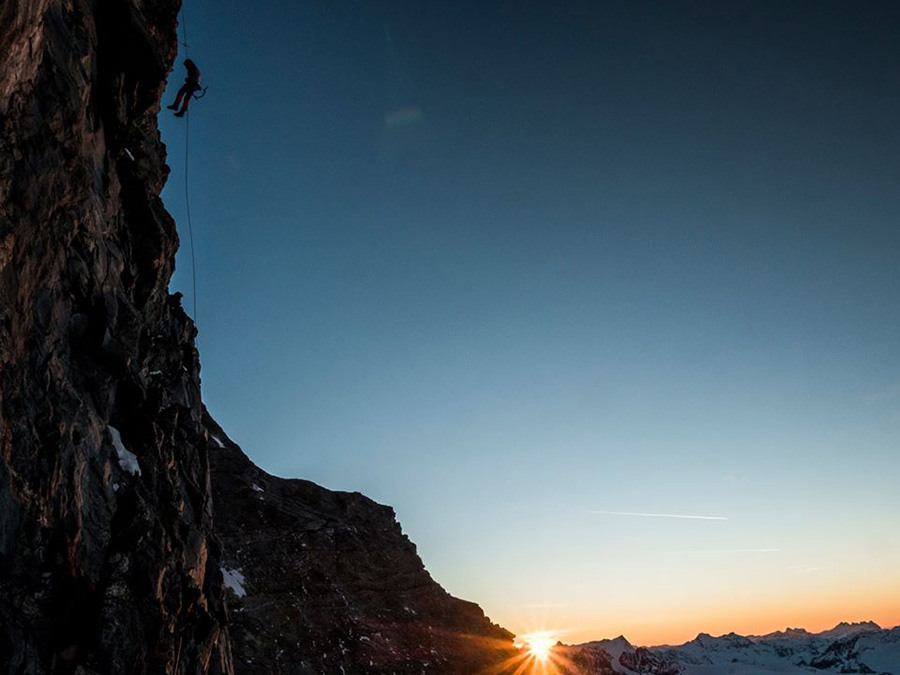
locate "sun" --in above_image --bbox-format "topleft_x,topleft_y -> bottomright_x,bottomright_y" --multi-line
525,634 -> 555,662
496,632 -> 570,673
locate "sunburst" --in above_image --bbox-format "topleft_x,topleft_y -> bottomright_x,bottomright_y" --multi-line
483,632 -> 575,674
525,634 -> 555,662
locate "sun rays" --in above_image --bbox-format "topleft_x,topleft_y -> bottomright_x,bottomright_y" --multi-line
484,632 -> 576,675
526,634 -> 554,661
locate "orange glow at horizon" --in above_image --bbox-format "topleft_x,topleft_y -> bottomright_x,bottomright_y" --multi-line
502,603 -> 900,649
496,580 -> 900,648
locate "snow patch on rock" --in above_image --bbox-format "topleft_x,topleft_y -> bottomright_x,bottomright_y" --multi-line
222,567 -> 247,598
108,426 -> 141,476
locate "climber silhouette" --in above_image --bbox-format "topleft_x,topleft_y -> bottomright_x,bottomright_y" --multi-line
167,59 -> 202,117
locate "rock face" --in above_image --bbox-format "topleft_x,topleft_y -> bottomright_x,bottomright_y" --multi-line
0,2 -> 516,674
550,640 -> 679,675
204,413 -> 516,674
0,1 -> 231,673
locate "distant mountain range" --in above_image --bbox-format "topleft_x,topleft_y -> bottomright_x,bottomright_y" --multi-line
557,622 -> 899,674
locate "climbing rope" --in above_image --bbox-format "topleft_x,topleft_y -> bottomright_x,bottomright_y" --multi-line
178,2 -> 199,329
183,104 -> 198,328
179,0 -> 190,53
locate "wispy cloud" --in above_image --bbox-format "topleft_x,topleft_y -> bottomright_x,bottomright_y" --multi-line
589,510 -> 729,521
667,548 -> 781,554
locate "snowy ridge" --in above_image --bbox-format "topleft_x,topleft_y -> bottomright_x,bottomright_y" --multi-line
566,623 -> 899,675
817,621 -> 884,640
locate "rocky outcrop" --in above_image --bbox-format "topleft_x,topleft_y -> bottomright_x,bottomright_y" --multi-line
0,1 -> 231,673
809,636 -> 870,672
551,640 -> 680,675
204,413 -> 516,674
553,644 -> 617,675
618,648 -> 681,675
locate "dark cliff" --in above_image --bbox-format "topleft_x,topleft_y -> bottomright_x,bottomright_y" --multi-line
204,413 -> 516,674
0,0 -> 231,672
1,1 -> 515,673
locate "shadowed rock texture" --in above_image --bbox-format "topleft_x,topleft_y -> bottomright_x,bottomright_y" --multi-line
0,1 -> 232,673
205,413 -> 516,675
0,1 -> 517,674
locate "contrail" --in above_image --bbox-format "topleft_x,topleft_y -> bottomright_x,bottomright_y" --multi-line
668,548 -> 781,554
589,510 -> 729,521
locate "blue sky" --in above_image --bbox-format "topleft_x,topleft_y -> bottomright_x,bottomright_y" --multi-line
160,0 -> 900,644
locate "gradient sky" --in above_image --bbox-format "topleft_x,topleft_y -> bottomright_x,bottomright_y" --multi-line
159,0 -> 900,646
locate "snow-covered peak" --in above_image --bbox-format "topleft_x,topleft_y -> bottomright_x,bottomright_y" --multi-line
818,620 -> 882,639
642,623 -> 898,675
565,623 -> 900,675
755,626 -> 811,641
687,631 -> 753,650
583,635 -> 634,660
